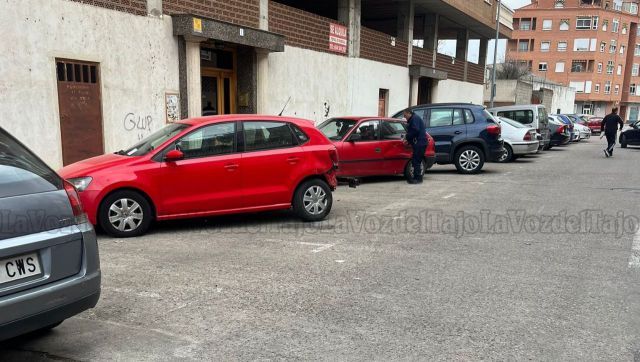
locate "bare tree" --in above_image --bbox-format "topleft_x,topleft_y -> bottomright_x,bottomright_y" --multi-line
496,59 -> 530,80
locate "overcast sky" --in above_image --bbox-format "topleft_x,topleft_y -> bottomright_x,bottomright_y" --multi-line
439,0 -> 531,64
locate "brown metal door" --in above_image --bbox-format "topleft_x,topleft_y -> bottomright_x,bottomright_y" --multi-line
56,59 -> 104,165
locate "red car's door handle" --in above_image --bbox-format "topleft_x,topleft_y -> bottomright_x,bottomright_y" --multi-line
287,157 -> 300,164
224,164 -> 239,171
375,148 -> 381,153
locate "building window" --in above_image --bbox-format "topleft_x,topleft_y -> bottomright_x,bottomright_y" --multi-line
631,84 -> 637,94
617,64 -> 623,75
635,44 -> 640,56
597,62 -> 603,73
520,19 -> 532,30
622,23 -> 628,34
539,62 -> 548,71
602,19 -> 608,32
633,63 -> 639,76
555,62 -> 565,72
576,16 -> 595,30
600,41 -> 606,52
574,38 -> 590,51
557,41 -> 567,51
541,41 -> 551,52
582,104 -> 592,115
570,81 -> 586,93
614,0 -> 623,11
542,19 -> 553,30
615,84 -> 620,95
518,40 -> 530,52
555,0 -> 565,8
607,61 -> 614,74
630,3 -> 639,14
613,19 -> 620,33
571,60 -> 588,72
605,81 -> 611,94
620,45 -> 626,54
560,19 -> 570,30
595,83 -> 601,93
610,40 -> 617,53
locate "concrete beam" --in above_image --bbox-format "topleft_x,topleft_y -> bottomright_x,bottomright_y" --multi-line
424,13 -> 439,67
478,38 -> 488,67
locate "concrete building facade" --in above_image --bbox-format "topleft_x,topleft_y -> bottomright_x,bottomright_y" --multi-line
507,0 -> 640,119
0,0 -> 511,169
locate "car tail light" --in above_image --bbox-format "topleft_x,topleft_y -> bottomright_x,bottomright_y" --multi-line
523,132 -> 532,141
487,124 -> 501,136
64,181 -> 88,224
557,125 -> 565,134
426,134 -> 435,154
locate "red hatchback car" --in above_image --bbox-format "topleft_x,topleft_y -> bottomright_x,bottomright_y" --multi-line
59,115 -> 339,237
317,117 -> 435,181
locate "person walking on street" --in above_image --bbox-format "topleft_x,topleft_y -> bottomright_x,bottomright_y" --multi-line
600,107 -> 624,157
403,109 -> 427,184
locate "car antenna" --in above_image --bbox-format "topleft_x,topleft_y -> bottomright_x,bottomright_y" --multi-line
278,97 -> 291,116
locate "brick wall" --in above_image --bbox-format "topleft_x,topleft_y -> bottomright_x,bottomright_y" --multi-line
67,0 -> 146,15
269,2 -> 345,55
360,28 -> 408,67
412,47 -> 433,67
467,62 -> 485,85
163,0 -> 260,29
435,54 -> 464,82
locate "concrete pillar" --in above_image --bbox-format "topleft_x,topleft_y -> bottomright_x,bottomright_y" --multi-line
409,77 -> 419,106
456,28 -> 469,81
256,49 -> 270,114
259,0 -> 268,30
338,0 -> 361,57
424,13 -> 439,67
185,40 -> 202,118
257,0 -> 270,114
146,0 -> 162,17
478,38 -> 488,66
396,1 -> 415,65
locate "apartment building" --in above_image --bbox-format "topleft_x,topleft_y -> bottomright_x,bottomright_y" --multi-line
507,0 -> 640,119
0,0 -> 511,168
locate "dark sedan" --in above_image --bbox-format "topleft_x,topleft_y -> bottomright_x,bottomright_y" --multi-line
620,120 -> 640,148
548,117 -> 571,147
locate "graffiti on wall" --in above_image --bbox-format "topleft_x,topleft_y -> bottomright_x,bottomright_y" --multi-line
123,113 -> 153,140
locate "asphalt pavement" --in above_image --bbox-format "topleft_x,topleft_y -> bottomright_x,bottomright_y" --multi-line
2,137 -> 640,360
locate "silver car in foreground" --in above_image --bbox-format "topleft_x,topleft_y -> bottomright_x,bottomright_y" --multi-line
0,127 -> 100,341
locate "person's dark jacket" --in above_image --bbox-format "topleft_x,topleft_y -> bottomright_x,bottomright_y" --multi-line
601,113 -> 624,134
406,113 -> 427,147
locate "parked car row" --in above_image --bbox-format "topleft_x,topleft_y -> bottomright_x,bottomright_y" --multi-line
0,102 -> 614,340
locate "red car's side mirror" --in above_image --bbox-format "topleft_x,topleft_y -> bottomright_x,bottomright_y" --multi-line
164,149 -> 184,162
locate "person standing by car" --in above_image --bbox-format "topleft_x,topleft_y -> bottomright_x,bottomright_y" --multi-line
600,107 -> 624,157
403,109 -> 427,184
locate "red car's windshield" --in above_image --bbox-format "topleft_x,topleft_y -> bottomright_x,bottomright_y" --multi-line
119,123 -> 189,156
318,119 -> 358,141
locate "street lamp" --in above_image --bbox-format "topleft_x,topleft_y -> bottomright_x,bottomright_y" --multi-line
490,0 -> 502,108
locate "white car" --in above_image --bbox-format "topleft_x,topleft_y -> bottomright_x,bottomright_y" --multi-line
496,116 -> 539,162
573,122 -> 592,140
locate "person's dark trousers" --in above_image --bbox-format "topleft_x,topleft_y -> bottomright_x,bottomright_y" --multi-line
605,132 -> 616,155
412,145 -> 426,181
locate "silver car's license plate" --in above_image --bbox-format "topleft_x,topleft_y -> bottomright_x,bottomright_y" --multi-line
0,253 -> 42,285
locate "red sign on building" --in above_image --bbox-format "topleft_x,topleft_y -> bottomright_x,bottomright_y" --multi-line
329,23 -> 348,54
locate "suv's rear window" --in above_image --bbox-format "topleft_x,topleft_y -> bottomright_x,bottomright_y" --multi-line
0,129 -> 63,198
496,110 -> 534,125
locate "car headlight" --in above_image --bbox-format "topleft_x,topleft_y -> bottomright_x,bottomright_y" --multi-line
68,177 -> 93,192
